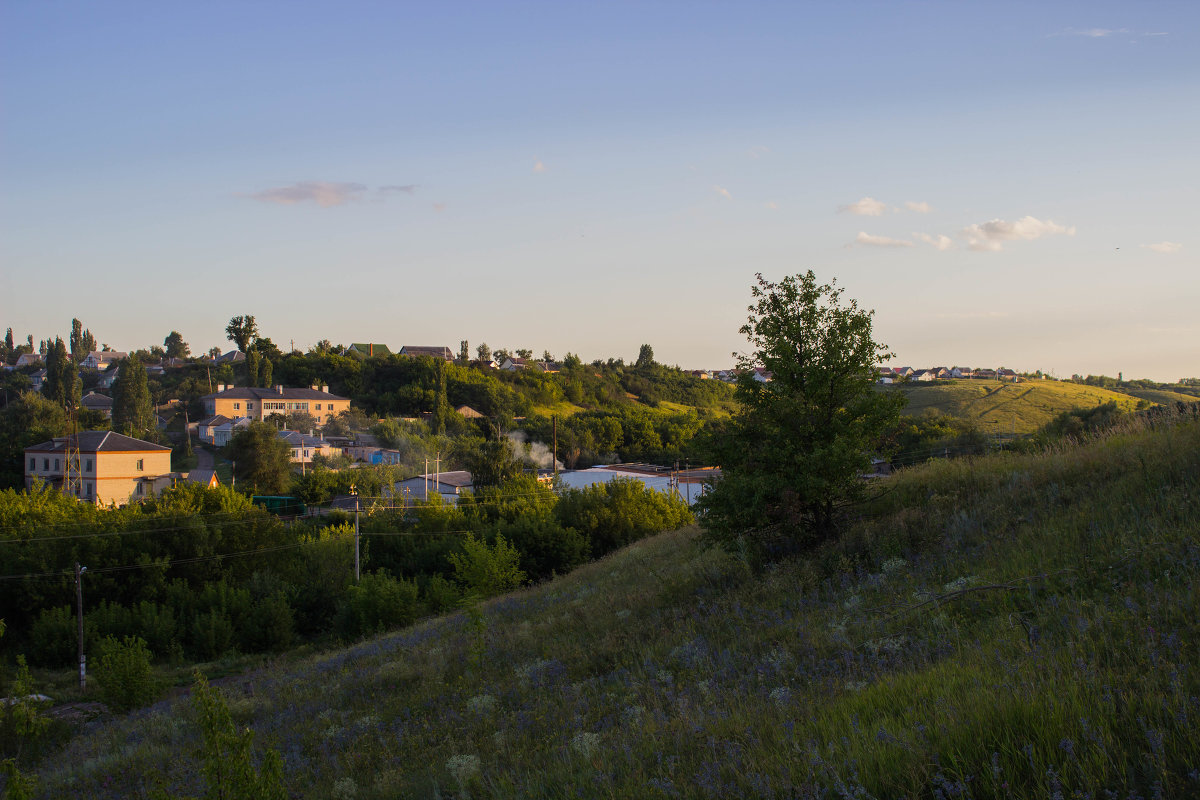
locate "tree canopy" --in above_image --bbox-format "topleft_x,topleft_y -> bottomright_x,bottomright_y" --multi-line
225,315 -> 258,353
163,331 -> 190,359
697,271 -> 903,563
223,421 -> 293,495
112,354 -> 155,438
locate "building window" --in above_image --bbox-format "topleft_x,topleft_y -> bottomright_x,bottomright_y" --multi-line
29,458 -> 35,471
43,458 -> 49,471
86,459 -> 93,472
54,458 -> 59,471
315,404 -> 322,410
86,483 -> 93,498
233,402 -> 241,410
248,403 -> 254,410
136,459 -> 144,471
137,483 -> 144,495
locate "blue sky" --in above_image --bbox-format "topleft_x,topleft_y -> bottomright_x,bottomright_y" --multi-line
3,1 -> 1197,381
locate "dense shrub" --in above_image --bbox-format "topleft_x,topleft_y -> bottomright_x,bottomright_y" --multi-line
241,592 -> 295,653
448,533 -> 526,597
27,606 -> 81,668
335,572 -> 421,640
190,610 -> 236,661
496,518 -> 590,582
420,574 -> 461,614
555,477 -> 693,557
94,635 -> 158,712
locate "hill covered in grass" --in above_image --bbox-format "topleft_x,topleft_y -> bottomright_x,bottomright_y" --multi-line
895,379 -> 1144,434
32,412 -> 1200,798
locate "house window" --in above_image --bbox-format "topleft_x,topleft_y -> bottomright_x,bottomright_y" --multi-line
54,458 -> 59,471
86,459 -> 93,472
233,402 -> 241,410
315,404 -> 322,410
248,403 -> 254,410
137,483 -> 144,495
303,449 -> 310,458
43,458 -> 49,471
136,459 -> 144,471
86,483 -> 93,498
29,458 -> 35,471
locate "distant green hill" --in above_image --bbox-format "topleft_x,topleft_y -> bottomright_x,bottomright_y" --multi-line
893,379 -> 1143,434
1110,387 -> 1200,406
39,411 -> 1200,797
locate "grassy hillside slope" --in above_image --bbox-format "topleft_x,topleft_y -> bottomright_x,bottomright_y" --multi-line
36,414 -> 1200,798
1112,387 -> 1200,406
895,379 -> 1142,433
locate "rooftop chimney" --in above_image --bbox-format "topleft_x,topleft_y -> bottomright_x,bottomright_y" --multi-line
275,385 -> 284,394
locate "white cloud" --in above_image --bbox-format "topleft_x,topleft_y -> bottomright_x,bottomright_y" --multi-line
764,201 -> 778,210
1064,27 -> 1127,37
962,216 -> 1076,251
1143,241 -> 1182,254
855,231 -> 914,248
905,200 -> 932,214
246,181 -> 369,207
915,232 -> 954,251
714,186 -> 733,200
378,184 -> 417,195
532,160 -> 547,173
840,197 -> 886,216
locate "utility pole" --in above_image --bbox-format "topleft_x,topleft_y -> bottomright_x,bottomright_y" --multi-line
552,415 -> 558,477
75,563 -> 87,689
424,457 -> 429,501
350,483 -> 360,582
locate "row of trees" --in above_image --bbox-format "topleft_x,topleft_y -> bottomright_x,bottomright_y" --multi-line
1,474 -> 692,668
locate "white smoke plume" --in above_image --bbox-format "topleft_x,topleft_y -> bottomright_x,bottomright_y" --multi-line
506,430 -> 563,470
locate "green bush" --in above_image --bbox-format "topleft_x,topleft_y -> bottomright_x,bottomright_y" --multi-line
420,574 -> 461,614
94,635 -> 158,713
190,610 -> 236,661
555,476 -> 693,557
335,572 -> 421,640
497,517 -> 590,582
129,601 -> 177,659
241,591 -> 295,653
448,532 -> 526,597
27,606 -> 82,668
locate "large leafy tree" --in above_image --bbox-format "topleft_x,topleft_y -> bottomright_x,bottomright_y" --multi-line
163,330 -> 190,359
697,271 -> 904,563
223,421 -> 293,495
225,315 -> 258,353
0,391 -> 69,488
112,354 -> 155,438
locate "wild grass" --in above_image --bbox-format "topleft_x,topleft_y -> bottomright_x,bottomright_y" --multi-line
896,379 -> 1143,433
27,412 -> 1200,798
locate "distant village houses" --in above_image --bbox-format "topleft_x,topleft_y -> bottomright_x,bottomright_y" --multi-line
200,384 -> 351,427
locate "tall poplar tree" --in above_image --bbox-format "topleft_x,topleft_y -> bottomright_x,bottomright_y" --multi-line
42,338 -> 77,408
112,354 -> 155,438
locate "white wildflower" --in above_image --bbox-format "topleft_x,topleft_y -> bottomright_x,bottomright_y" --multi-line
331,776 -> 358,800
445,753 -> 481,787
467,694 -> 497,715
570,731 -> 602,759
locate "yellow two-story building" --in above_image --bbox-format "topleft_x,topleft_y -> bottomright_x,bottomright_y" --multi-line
24,431 -> 173,506
200,384 -> 351,427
